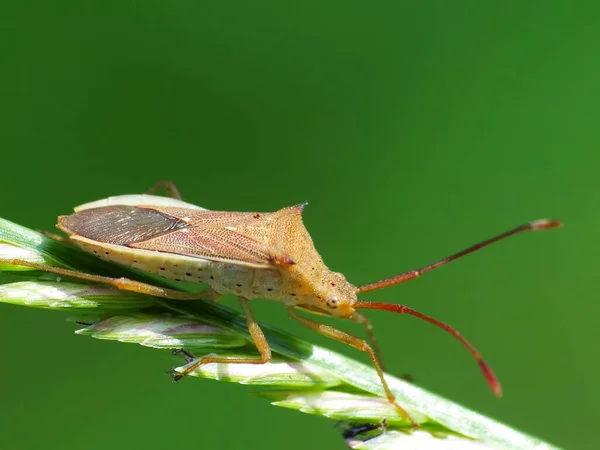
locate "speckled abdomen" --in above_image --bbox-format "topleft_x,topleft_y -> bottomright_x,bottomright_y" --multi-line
209,262 -> 284,299
71,235 -> 285,299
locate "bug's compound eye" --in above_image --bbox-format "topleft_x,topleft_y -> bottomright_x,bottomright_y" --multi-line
326,296 -> 339,309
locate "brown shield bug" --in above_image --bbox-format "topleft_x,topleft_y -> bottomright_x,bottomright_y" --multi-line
2,181 -> 562,425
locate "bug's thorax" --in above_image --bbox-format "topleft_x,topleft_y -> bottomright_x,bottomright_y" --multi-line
264,205 -> 359,317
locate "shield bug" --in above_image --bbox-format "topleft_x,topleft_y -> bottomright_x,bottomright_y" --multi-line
2,181 -> 562,425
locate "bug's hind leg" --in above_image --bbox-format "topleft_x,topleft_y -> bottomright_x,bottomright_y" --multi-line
0,259 -> 213,301
172,297 -> 271,380
146,180 -> 183,200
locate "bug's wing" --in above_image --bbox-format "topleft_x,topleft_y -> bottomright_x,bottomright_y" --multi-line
59,205 -> 287,268
130,224 -> 277,267
130,207 -> 287,267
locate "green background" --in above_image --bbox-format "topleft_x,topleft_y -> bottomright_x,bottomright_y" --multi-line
0,2 -> 597,449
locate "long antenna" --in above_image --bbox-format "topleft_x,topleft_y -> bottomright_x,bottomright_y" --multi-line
358,219 -> 562,294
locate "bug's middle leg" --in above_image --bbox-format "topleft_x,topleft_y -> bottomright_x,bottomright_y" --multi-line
172,297 -> 272,380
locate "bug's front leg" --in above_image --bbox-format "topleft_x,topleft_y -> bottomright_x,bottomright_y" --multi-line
352,313 -> 416,382
351,312 -> 387,372
172,297 -> 272,380
286,306 -> 417,427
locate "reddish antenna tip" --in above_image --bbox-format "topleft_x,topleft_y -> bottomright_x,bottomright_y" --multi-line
479,361 -> 503,397
529,219 -> 563,231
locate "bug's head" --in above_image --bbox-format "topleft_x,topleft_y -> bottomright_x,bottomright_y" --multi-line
300,270 -> 359,318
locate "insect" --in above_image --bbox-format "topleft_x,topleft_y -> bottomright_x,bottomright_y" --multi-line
2,181 -> 561,425
340,419 -> 387,444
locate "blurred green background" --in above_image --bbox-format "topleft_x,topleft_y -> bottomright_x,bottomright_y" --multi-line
0,2 -> 597,449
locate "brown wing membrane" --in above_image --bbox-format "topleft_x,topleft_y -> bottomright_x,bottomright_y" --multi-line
59,206 -> 190,245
